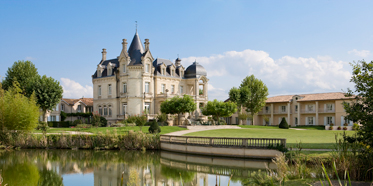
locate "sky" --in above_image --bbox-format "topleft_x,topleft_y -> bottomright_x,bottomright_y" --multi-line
1,0 -> 372,101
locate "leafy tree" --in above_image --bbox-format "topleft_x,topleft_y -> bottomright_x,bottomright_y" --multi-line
343,60 -> 373,179
134,114 -> 147,131
2,60 -> 40,93
0,81 -> 39,132
156,113 -> 168,126
230,75 -> 268,125
201,99 -> 237,125
33,75 -> 63,122
160,95 -> 196,125
148,120 -> 161,133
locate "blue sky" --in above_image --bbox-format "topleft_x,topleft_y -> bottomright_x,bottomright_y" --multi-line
1,0 -> 372,100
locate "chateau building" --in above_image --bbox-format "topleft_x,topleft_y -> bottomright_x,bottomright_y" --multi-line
40,98 -> 93,122
92,31 -> 209,124
226,92 -> 354,126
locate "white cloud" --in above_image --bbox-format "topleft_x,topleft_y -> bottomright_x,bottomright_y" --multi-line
348,49 -> 370,58
25,56 -> 36,61
60,78 -> 93,98
182,49 -> 353,101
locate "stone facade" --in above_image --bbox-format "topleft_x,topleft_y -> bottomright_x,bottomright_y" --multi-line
92,31 -> 208,125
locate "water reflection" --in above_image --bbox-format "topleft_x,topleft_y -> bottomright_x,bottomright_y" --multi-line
0,150 -> 273,186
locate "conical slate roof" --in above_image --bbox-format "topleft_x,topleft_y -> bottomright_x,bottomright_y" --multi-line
128,32 -> 145,65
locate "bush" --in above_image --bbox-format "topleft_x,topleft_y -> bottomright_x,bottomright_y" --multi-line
352,123 -> 359,131
111,123 -> 126,127
76,124 -> 92,128
73,119 -> 83,126
148,120 -> 161,134
329,126 -> 333,130
279,118 -> 289,129
47,121 -> 70,128
343,127 -> 348,130
337,126 -> 341,130
343,123 -> 349,126
36,121 -> 49,134
218,119 -> 226,125
126,115 -> 137,124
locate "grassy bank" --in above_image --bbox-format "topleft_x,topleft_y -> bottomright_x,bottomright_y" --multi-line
184,127 -> 356,149
33,126 -> 187,135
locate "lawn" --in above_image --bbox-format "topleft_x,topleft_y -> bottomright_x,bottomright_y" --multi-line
184,127 -> 356,149
33,126 -> 187,135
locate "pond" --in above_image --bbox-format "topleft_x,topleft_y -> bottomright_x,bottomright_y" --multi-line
0,149 -> 276,186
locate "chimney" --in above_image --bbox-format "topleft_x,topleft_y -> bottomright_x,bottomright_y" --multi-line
122,39 -> 128,50
102,48 -> 107,61
144,39 -> 150,51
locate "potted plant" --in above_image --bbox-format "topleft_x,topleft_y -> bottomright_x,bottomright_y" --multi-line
337,126 -> 341,130
329,126 -> 333,130
343,127 -> 348,130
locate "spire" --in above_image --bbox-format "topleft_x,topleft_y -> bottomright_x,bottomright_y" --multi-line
128,32 -> 145,65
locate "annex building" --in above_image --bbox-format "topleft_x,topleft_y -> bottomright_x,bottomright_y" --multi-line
92,31 -> 209,125
227,92 -> 354,126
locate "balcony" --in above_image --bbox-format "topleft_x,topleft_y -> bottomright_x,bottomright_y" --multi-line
318,108 -> 335,113
273,110 -> 289,114
258,110 -> 271,115
301,109 -> 316,114
120,92 -> 127,97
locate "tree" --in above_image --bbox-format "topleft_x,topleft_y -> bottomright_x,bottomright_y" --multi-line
134,114 -> 147,131
343,60 -> 373,178
0,81 -> 39,132
33,75 -> 63,122
279,118 -> 289,129
160,95 -> 196,125
149,120 -> 161,133
2,60 -> 40,93
230,75 -> 268,125
201,99 -> 237,125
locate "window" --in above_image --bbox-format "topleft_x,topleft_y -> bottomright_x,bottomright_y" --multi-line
61,104 -> 65,111
326,104 -> 333,111
161,84 -> 165,93
50,115 -> 56,121
180,70 -> 184,77
307,105 -> 314,111
171,85 -> 175,94
308,117 -> 313,125
180,86 -> 184,94
327,116 -> 333,125
122,104 -> 127,115
104,106 -> 107,116
108,84 -> 112,95
144,103 -> 150,113
295,105 -> 298,112
281,106 -> 286,112
123,65 -> 126,73
99,106 -> 102,115
145,64 -> 150,73
145,82 -> 150,93
98,85 -> 101,96
108,105 -> 112,116
295,117 -> 298,125
162,68 -> 165,75
123,83 -> 127,93
108,68 -> 112,76
265,106 -> 269,113
77,105 -> 82,112
171,70 -> 174,76
344,117 -> 351,125
235,117 -> 239,124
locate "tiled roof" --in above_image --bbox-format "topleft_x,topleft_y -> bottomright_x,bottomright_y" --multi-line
266,92 -> 352,103
62,98 -> 93,106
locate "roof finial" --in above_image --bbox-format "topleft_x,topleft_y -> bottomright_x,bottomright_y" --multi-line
135,21 -> 137,33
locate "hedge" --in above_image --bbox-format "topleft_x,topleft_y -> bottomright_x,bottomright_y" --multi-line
47,121 -> 71,128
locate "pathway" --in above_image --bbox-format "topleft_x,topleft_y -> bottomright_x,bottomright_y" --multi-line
164,125 -> 241,136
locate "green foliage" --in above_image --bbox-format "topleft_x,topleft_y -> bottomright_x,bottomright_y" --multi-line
60,111 -> 67,121
73,119 -> 83,125
126,115 -> 138,123
65,112 -> 93,117
229,75 -> 269,125
0,81 -> 39,132
199,88 -> 203,95
76,124 -> 92,128
92,112 -> 107,127
160,166 -> 196,182
38,168 -> 64,186
148,120 -> 161,134
352,123 -> 359,131
37,121 -> 49,135
156,113 -> 168,126
2,60 -> 40,92
47,121 -> 71,128
160,95 -> 196,125
2,162 -> 40,186
200,99 -> 237,125
134,115 -> 147,130
34,75 -> 63,122
279,118 -> 289,129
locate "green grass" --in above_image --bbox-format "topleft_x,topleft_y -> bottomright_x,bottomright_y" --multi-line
33,126 -> 187,135
184,127 -> 356,149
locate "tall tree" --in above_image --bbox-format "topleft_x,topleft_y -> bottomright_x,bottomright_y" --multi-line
160,95 -> 196,125
34,75 -> 63,122
2,60 -> 40,93
343,60 -> 373,179
228,87 -> 249,125
230,75 -> 268,125
201,99 -> 237,125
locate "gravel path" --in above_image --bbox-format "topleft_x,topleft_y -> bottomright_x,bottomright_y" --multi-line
164,125 -> 241,136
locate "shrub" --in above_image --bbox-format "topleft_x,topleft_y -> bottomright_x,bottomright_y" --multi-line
36,121 -> 49,135
218,119 -> 226,125
126,115 -> 137,124
343,123 -> 349,126
111,123 -> 126,127
330,123 -> 334,126
73,119 -> 83,126
47,121 -> 70,128
343,127 -> 348,130
352,123 -> 359,131
337,126 -> 341,130
156,113 -> 168,126
329,126 -> 333,130
76,124 -> 92,128
148,120 -> 161,134
279,118 -> 289,129
134,115 -> 147,131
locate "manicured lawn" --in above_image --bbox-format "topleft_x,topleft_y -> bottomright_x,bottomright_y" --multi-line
33,126 -> 187,135
184,127 -> 356,149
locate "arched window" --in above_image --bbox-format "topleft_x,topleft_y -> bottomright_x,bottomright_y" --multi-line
104,105 -> 107,115
108,105 -> 112,116
98,106 -> 102,115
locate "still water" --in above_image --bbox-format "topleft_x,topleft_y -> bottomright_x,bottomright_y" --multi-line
0,150 -> 275,186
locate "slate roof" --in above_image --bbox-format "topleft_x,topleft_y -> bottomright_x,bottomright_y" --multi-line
184,61 -> 207,79
153,58 -> 181,78
92,58 -> 119,78
128,32 -> 145,65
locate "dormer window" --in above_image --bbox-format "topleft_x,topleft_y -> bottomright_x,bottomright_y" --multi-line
180,70 -> 184,77
108,68 -> 112,76
162,68 -> 165,75
123,65 -> 126,73
171,70 -> 175,76
145,64 -> 150,73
